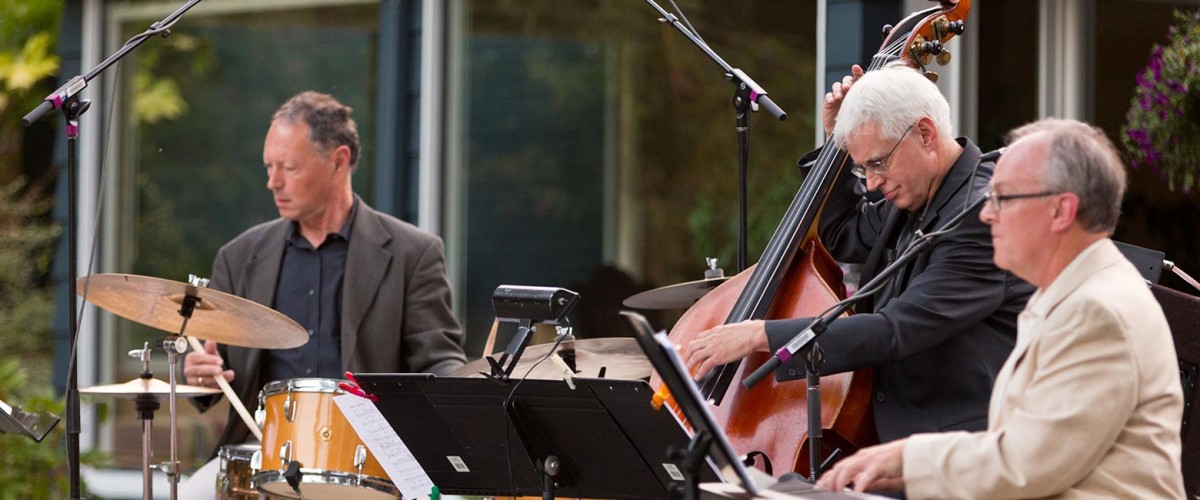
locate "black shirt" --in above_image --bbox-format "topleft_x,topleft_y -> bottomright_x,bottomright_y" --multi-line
260,201 -> 357,385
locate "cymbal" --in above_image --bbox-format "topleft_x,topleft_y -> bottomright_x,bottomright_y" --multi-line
622,277 -> 730,310
78,273 -> 307,349
80,377 -> 221,399
451,337 -> 652,380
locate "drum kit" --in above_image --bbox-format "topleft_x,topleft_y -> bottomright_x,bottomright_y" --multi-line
76,273 -> 398,499
74,271 -> 720,500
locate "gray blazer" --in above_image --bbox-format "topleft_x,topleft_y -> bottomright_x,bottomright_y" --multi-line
200,196 -> 466,452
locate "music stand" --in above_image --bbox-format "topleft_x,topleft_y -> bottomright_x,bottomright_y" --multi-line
352,373 -> 721,499
619,311 -> 761,498
0,399 -> 59,442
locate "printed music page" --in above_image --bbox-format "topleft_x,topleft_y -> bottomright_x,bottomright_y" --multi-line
334,394 -> 434,499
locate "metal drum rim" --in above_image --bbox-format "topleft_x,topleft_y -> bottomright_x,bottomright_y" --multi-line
252,469 -> 401,498
218,443 -> 262,459
260,377 -> 346,397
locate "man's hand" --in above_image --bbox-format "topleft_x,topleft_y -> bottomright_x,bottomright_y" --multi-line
182,339 -> 235,387
822,64 -> 866,135
681,320 -> 769,379
816,438 -> 907,494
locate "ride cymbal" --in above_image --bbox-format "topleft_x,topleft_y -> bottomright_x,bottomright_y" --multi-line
78,273 -> 307,349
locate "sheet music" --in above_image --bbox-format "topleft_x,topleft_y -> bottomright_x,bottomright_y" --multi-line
334,394 -> 434,499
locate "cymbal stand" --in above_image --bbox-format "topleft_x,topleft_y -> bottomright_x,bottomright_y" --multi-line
129,343 -> 159,500
160,279 -> 205,500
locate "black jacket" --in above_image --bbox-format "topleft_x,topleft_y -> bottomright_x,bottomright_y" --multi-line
766,139 -> 1033,442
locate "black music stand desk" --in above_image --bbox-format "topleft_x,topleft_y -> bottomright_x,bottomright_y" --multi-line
352,374 -> 721,499
0,399 -> 59,442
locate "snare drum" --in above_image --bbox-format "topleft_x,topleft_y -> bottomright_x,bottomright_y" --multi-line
216,443 -> 261,500
253,378 -> 400,499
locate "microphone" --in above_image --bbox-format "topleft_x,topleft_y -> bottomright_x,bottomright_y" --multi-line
979,147 -> 1006,163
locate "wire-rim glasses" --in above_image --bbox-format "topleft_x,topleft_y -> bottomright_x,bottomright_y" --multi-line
851,123 -> 915,179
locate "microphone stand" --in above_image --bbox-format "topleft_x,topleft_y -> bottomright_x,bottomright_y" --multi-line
742,192 -> 991,480
642,0 -> 787,273
21,1 -> 205,497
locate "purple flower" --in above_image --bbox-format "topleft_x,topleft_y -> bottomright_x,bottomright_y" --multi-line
1128,128 -> 1150,146
1139,93 -> 1154,111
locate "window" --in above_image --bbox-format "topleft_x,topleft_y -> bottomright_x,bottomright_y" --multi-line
443,1 -> 818,353
103,0 -> 380,469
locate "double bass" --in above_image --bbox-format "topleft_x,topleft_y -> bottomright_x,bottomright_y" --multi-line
651,1 -> 973,476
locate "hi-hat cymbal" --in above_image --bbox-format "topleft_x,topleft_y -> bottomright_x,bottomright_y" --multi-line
622,277 -> 730,310
80,377 -> 221,399
78,273 -> 307,349
451,337 -> 652,380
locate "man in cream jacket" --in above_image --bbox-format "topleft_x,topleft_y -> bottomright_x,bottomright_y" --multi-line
817,118 -> 1185,499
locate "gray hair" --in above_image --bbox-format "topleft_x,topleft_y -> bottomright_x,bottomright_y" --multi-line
831,64 -> 954,147
272,91 -> 362,170
1008,118 -> 1126,234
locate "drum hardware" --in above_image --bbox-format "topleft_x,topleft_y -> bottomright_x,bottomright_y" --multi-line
80,343 -> 220,500
284,390 -> 297,422
279,441 -> 293,467
355,445 -> 368,474
622,258 -> 730,310
284,461 -> 304,494
77,273 -> 308,499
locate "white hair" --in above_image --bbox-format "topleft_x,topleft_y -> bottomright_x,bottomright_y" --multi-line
831,64 -> 954,146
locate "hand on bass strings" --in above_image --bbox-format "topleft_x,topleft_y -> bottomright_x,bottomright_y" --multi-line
182,339 -> 235,388
822,64 -> 866,135
816,438 -> 907,494
681,320 -> 770,379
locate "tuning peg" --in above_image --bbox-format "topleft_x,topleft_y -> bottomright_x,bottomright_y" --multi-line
924,71 -> 939,83
881,24 -> 894,39
947,20 -> 966,35
937,50 -> 952,66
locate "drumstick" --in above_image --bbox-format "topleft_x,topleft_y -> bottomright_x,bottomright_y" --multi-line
185,336 -> 263,442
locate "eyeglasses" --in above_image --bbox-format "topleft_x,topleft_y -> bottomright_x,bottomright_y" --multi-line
851,123 -> 915,179
984,191 -> 1061,212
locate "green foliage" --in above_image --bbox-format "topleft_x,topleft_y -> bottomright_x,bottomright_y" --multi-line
0,32 -> 59,93
1122,9 -> 1200,192
0,0 -> 63,188
0,359 -> 107,499
0,2 -> 104,496
0,181 -> 59,378
130,33 -> 212,125
0,180 -> 108,498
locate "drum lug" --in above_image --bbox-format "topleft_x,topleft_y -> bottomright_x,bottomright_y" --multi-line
255,388 -> 266,428
279,440 -> 293,468
284,392 -> 296,422
251,449 -> 262,470
354,445 -> 367,475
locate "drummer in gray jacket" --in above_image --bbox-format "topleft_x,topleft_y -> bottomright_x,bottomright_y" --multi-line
181,91 -> 466,497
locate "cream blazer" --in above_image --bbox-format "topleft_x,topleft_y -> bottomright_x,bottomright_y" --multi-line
901,239 -> 1185,499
